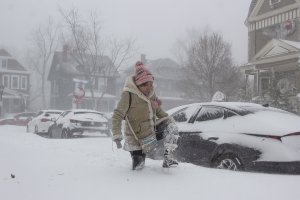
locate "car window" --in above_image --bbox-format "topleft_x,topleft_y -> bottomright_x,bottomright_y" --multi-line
195,106 -> 224,122
171,105 -> 199,123
225,110 -> 238,118
36,111 -> 44,117
62,111 -> 71,117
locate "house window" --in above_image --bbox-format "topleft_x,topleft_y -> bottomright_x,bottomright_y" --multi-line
269,0 -> 280,6
21,76 -> 27,90
2,75 -> 9,88
293,10 -> 297,19
11,75 -> 19,89
1,59 -> 8,68
260,78 -> 270,94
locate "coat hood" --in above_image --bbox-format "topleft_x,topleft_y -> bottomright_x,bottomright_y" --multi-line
123,76 -> 154,101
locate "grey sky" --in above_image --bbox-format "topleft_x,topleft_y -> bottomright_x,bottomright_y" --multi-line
0,0 -> 252,65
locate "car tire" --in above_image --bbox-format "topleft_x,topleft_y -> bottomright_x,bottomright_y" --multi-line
212,153 -> 244,171
61,129 -> 71,139
105,130 -> 111,137
34,126 -> 38,134
48,128 -> 53,138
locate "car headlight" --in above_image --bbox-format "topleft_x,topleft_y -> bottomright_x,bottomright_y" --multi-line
70,119 -> 81,126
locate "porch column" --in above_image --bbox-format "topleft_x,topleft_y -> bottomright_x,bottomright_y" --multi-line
256,69 -> 260,96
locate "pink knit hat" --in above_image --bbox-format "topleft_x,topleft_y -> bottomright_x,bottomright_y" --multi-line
134,61 -> 154,86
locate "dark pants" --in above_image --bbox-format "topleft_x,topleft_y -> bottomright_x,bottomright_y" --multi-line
130,150 -> 146,170
130,150 -> 146,157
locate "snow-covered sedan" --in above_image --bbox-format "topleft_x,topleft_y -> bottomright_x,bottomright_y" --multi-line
157,102 -> 300,174
27,110 -> 63,136
49,109 -> 110,138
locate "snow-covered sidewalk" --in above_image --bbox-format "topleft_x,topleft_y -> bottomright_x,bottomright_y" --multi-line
1,125 -> 300,200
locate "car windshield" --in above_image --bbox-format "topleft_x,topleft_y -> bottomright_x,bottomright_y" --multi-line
46,112 -> 62,115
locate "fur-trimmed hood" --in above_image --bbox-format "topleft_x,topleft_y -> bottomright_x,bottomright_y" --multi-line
123,76 -> 154,101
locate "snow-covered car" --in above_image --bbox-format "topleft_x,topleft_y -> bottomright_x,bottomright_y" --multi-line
27,110 -> 63,135
0,112 -> 36,126
153,102 -> 300,174
49,109 -> 111,138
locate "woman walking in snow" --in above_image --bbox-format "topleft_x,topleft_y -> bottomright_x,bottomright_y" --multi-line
112,61 -> 179,170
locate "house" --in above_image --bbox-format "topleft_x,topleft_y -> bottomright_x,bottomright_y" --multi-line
241,0 -> 300,112
117,55 -> 194,110
0,49 -> 30,117
146,58 -> 194,109
48,46 -> 119,112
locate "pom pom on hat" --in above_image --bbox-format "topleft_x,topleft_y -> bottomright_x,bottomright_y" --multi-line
134,61 -> 154,86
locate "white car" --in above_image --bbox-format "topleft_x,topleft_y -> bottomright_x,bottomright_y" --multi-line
49,109 -> 111,138
152,102 -> 300,174
27,110 -> 63,136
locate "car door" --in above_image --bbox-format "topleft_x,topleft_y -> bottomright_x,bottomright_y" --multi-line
187,106 -> 231,165
51,111 -> 71,137
171,104 -> 202,163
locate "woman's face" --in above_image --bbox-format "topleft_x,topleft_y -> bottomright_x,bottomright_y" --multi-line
138,81 -> 153,96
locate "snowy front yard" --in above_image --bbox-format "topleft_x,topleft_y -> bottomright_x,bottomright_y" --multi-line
1,125 -> 300,200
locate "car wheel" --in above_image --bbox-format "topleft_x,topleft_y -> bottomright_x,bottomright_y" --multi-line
61,129 -> 71,139
105,130 -> 111,137
48,128 -> 53,138
34,126 -> 38,134
213,153 -> 244,171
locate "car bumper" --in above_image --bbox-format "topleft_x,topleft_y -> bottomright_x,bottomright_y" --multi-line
70,126 -> 109,134
247,161 -> 300,174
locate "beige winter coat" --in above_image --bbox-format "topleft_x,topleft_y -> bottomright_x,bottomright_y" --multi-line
112,76 -> 169,151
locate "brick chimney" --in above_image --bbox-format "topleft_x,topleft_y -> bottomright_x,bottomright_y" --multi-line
62,44 -> 70,62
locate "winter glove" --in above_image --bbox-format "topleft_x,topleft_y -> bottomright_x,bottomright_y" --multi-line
114,139 -> 122,149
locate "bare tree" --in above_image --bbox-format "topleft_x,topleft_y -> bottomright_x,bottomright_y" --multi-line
59,7 -> 136,109
176,29 -> 243,101
26,17 -> 60,108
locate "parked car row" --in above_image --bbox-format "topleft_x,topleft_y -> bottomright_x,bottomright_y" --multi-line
26,109 -> 111,138
4,101 -> 300,174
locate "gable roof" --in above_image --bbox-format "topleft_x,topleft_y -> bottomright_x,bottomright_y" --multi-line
240,39 -> 300,73
253,39 -> 300,61
0,49 -> 11,57
147,58 -> 183,80
246,0 -> 300,24
247,0 -> 259,18
48,51 -> 119,80
0,49 -> 27,71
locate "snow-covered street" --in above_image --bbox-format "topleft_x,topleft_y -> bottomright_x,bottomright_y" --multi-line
1,125 -> 300,200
